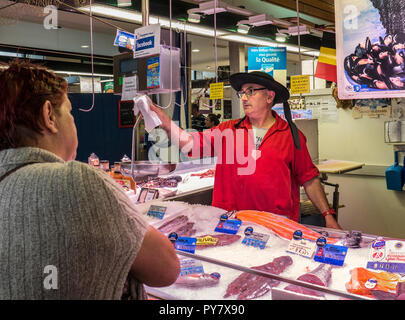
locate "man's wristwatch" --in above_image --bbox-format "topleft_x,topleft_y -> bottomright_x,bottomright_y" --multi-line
321,209 -> 336,217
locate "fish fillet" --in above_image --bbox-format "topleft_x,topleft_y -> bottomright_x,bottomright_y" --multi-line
224,256 -> 293,300
235,210 -> 338,244
345,267 -> 400,298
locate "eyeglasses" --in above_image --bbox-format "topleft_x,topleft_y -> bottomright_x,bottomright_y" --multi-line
236,87 -> 267,99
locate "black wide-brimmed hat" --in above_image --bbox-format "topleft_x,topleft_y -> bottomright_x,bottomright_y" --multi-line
229,71 -> 290,104
229,71 -> 300,150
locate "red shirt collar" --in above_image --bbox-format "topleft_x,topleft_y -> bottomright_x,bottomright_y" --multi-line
237,110 -> 289,132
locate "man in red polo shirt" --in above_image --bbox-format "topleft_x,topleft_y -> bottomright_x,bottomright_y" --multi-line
148,71 -> 341,230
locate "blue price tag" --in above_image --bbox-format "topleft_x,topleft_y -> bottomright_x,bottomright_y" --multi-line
174,237 -> 197,254
214,219 -> 242,235
242,227 -> 269,250
314,243 -> 348,266
179,259 -> 204,276
146,205 -> 167,219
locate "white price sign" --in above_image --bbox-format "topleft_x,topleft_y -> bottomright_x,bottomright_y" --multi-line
287,238 -> 317,259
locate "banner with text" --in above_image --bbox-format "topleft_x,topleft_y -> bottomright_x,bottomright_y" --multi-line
248,47 -> 287,86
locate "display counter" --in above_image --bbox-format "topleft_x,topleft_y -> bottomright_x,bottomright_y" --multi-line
124,158 -> 216,206
134,200 -> 405,301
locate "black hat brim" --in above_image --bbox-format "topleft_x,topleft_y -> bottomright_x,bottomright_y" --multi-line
229,72 -> 290,104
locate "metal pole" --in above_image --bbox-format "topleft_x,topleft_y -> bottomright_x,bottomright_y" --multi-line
142,0 -> 149,26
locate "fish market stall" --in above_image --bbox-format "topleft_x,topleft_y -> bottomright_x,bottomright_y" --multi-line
134,200 -> 405,300
124,158 -> 217,205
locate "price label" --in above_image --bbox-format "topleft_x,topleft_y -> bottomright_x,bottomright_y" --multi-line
287,238 -> 317,258
174,237 -> 197,254
146,205 -> 167,219
242,227 -> 269,250
196,236 -> 219,247
314,243 -> 348,266
214,216 -> 242,235
179,258 -> 204,276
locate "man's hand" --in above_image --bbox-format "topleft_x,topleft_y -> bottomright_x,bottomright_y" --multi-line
325,215 -> 342,230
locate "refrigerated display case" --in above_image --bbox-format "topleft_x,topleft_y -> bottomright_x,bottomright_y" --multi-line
135,200 -> 405,301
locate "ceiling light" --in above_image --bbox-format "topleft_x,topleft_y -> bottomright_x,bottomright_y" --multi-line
117,0 -> 132,7
80,4 -> 225,37
198,1 -> 227,15
192,49 -> 200,52
280,25 -> 311,36
79,4 -> 319,57
248,14 -> 273,27
275,33 -> 288,43
53,71 -> 113,77
237,23 -> 250,34
81,45 -> 89,48
188,12 -> 201,23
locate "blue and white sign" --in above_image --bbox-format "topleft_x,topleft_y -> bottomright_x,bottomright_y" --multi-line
248,47 -> 287,86
114,29 -> 135,50
134,24 -> 161,58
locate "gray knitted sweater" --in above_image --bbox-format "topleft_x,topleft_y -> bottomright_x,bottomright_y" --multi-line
0,147 -> 148,299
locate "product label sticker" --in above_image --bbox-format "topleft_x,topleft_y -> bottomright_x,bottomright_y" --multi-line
146,205 -> 167,220
179,258 -> 204,276
171,235 -> 197,254
314,243 -> 348,266
369,237 -> 386,262
241,227 -> 269,249
366,239 -> 405,273
196,236 -> 219,247
214,216 -> 242,235
364,279 -> 378,289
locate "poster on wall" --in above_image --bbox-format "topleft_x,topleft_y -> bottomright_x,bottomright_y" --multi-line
248,47 -> 287,86
336,0 -> 405,99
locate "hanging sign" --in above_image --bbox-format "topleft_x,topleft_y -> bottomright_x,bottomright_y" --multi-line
121,75 -> 138,100
114,29 -> 135,50
79,76 -> 101,93
335,0 -> 405,99
248,47 -> 287,86
134,24 -> 161,58
209,82 -> 224,100
290,75 -> 310,95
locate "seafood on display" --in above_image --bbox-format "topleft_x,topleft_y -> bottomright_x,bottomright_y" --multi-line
284,263 -> 334,298
157,215 -> 196,237
345,267 -> 401,299
235,210 -> 338,244
190,169 -> 215,179
224,256 -> 293,300
175,272 -> 221,288
140,176 -> 182,188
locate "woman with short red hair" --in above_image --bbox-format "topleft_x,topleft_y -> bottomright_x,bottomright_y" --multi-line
0,61 -> 179,299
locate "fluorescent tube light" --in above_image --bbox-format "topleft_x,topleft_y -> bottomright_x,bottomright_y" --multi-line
188,13 -> 201,23
79,4 -> 319,57
237,24 -> 250,34
117,0 -> 132,7
275,33 -> 288,43
80,4 -> 225,37
53,70 -> 113,77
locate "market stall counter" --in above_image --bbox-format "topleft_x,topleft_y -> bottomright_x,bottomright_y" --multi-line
124,158 -> 216,206
133,200 -> 405,301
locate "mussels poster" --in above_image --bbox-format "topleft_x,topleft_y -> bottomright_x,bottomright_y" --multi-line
336,0 -> 405,99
